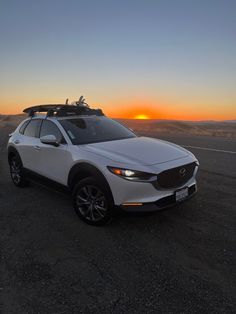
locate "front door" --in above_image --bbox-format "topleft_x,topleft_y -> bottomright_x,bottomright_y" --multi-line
37,120 -> 70,185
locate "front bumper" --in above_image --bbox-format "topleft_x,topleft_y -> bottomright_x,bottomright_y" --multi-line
103,164 -> 198,206
121,184 -> 197,212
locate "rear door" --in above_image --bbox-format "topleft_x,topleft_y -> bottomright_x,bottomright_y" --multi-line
37,120 -> 70,185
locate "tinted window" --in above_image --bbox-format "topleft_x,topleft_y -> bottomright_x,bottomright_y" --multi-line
59,117 -> 136,145
24,119 -> 41,137
40,120 -> 64,142
19,120 -> 30,134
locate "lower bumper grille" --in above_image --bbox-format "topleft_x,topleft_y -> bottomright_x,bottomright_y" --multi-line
156,162 -> 197,188
155,184 -> 197,208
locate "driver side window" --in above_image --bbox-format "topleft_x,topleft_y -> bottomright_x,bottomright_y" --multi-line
40,120 -> 65,143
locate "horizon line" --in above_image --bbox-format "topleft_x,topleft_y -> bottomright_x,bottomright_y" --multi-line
0,113 -> 235,122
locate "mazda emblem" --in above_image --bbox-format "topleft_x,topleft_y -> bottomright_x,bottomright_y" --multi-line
179,168 -> 186,177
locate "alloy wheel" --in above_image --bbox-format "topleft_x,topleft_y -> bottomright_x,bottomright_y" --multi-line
76,185 -> 108,222
10,158 -> 22,185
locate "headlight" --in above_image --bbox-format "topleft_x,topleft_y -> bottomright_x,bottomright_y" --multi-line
107,166 -> 156,182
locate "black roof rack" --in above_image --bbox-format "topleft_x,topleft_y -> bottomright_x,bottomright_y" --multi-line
23,103 -> 105,118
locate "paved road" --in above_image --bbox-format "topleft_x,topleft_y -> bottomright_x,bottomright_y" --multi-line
156,133 -> 236,178
0,133 -> 236,313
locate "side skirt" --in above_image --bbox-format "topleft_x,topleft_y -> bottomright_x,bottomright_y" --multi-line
23,168 -> 71,195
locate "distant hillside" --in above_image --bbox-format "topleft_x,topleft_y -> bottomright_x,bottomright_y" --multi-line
0,114 -> 26,126
117,119 -> 236,138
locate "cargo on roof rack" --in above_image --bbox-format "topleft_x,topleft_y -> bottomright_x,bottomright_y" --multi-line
23,104 -> 105,118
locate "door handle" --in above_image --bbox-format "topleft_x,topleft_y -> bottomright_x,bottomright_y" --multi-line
34,145 -> 41,150
14,139 -> 20,144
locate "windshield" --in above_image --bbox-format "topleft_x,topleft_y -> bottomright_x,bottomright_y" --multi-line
59,117 -> 136,145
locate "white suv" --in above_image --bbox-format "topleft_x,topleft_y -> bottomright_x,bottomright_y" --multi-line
8,101 -> 199,225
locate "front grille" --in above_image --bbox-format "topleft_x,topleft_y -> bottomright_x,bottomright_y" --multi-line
156,162 -> 196,188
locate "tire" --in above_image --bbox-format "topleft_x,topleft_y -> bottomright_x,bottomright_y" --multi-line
73,177 -> 114,226
9,155 -> 29,187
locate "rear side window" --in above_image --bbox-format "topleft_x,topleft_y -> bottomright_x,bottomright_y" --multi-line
40,120 -> 64,142
19,120 -> 30,134
23,119 -> 41,137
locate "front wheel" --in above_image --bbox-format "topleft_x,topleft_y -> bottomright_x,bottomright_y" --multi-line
73,177 -> 114,225
9,155 -> 29,187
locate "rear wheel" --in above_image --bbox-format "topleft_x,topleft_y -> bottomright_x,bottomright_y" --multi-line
73,177 -> 113,225
9,155 -> 29,187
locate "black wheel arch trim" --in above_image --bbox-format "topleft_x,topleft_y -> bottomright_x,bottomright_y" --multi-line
8,146 -> 22,163
68,162 -> 114,203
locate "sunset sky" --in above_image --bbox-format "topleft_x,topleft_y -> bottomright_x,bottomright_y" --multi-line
0,0 -> 235,120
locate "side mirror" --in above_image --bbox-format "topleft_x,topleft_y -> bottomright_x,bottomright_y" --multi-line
40,135 -> 60,147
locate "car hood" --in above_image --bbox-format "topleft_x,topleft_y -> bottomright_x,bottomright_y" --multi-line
79,136 -> 191,166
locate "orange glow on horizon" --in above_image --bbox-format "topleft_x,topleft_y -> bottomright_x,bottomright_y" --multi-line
108,102 -> 165,120
134,114 -> 149,119
0,98 -> 235,121
106,101 -> 236,121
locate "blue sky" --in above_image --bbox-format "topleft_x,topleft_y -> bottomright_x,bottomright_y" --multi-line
0,0 -> 235,119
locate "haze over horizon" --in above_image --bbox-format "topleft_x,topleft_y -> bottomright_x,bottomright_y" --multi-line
0,0 -> 236,120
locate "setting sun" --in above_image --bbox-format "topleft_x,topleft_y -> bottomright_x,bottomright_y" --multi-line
134,114 -> 149,120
